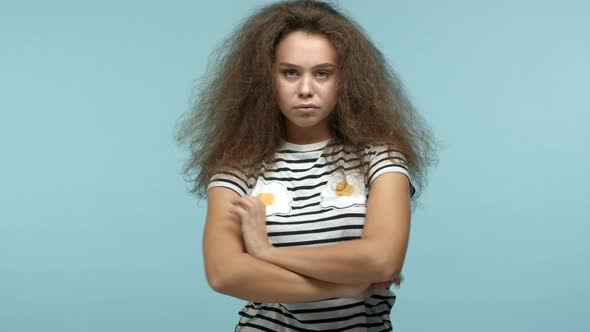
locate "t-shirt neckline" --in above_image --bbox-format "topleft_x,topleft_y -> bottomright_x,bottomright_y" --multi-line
279,137 -> 333,152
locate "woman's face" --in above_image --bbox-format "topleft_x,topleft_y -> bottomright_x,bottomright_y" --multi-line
273,31 -> 339,144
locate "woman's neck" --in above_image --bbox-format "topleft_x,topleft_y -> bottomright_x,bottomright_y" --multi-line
284,127 -> 333,145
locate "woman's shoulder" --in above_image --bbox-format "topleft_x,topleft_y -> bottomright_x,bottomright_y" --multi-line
207,165 -> 258,197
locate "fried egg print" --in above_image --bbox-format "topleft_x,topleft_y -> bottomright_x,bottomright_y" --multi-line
250,179 -> 292,216
320,172 -> 367,209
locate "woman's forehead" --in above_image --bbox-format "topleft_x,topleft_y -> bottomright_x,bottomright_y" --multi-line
274,31 -> 338,66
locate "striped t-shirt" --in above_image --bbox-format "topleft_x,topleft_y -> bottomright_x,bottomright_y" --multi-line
207,137 -> 415,332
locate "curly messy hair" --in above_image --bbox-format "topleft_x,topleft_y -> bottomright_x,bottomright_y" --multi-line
175,0 -> 439,205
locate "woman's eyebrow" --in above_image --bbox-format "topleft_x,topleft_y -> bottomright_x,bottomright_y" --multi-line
278,62 -> 336,69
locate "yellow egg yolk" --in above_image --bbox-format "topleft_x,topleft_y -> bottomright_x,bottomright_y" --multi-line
335,181 -> 354,196
257,193 -> 275,206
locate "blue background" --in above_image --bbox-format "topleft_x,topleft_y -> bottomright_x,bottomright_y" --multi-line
1,0 -> 588,330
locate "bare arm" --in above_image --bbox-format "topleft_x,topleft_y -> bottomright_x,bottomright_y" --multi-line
251,172 -> 411,284
204,187 -> 367,303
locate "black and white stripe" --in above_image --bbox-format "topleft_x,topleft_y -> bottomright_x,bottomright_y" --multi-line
208,139 -> 412,331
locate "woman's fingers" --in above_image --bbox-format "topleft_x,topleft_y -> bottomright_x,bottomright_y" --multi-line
231,197 -> 251,210
373,281 -> 392,290
231,196 -> 264,213
228,205 -> 246,218
231,196 -> 267,223
246,195 -> 265,209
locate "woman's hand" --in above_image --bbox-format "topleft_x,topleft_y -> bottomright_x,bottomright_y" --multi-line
346,282 -> 389,300
228,195 -> 272,258
347,272 -> 404,300
392,272 -> 404,287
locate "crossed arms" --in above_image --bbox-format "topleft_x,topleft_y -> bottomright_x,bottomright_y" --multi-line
203,172 -> 411,303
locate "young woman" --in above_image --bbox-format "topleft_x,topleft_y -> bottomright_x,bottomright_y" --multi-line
176,0 -> 438,330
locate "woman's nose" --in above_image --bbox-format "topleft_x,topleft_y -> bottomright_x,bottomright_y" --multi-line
297,75 -> 313,98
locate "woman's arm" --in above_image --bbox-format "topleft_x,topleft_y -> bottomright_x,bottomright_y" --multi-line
204,187 -> 368,303
210,251 -> 367,303
233,172 -> 411,285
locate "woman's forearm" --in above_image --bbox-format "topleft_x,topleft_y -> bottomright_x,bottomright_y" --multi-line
209,252 -> 366,303
256,239 -> 398,285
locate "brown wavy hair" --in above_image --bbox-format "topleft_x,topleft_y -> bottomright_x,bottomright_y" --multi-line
175,0 -> 440,206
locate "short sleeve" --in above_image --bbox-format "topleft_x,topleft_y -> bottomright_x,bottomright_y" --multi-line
207,169 -> 252,197
366,145 -> 416,198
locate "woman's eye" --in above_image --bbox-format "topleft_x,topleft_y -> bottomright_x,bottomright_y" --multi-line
316,71 -> 329,78
282,69 -> 330,78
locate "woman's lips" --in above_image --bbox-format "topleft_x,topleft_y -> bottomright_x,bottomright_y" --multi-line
294,106 -> 319,113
